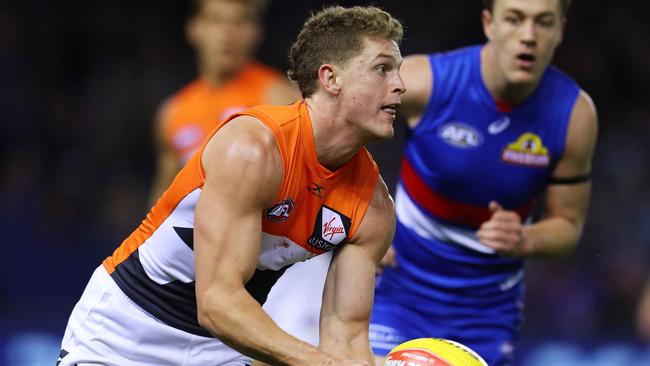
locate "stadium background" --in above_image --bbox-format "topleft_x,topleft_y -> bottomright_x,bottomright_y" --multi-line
1,0 -> 649,364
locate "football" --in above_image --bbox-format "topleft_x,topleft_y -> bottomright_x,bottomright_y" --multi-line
384,338 -> 488,366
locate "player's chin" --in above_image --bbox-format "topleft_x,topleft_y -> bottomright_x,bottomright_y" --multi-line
508,70 -> 539,85
374,123 -> 395,140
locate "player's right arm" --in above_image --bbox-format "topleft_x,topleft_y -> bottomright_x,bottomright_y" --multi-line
149,101 -> 181,206
194,116 -> 366,366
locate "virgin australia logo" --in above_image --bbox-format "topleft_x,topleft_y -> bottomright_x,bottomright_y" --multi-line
488,116 -> 511,135
307,206 -> 351,251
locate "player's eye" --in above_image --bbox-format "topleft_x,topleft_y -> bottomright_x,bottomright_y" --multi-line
505,15 -> 520,25
537,18 -> 555,28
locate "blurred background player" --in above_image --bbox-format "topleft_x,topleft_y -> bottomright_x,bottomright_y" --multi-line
369,0 -> 598,365
149,0 -> 298,201
149,0 -> 316,347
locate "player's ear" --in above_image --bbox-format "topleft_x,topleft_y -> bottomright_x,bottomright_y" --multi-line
317,64 -> 341,95
481,9 -> 494,41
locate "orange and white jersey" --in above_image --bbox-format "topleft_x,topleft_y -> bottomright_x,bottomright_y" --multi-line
161,62 -> 286,163
103,101 -> 380,337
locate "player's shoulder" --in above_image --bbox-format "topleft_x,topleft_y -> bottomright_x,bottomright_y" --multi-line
547,65 -> 597,124
543,64 -> 583,94
353,175 -> 395,245
427,44 -> 482,87
243,101 -> 303,127
403,45 -> 479,78
430,44 -> 481,63
204,114 -> 280,170
571,89 -> 598,129
160,79 -> 206,115
170,79 -> 206,102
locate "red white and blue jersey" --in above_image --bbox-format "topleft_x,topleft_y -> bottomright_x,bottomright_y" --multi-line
371,45 -> 581,364
398,45 -> 580,252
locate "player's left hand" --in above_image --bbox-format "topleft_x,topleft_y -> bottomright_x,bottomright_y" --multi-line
476,201 -> 526,257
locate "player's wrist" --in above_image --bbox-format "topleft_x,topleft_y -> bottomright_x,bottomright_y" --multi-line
284,346 -> 339,366
518,229 -> 534,257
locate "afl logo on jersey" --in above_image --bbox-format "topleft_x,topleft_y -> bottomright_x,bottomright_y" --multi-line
307,206 -> 351,251
438,122 -> 483,148
265,198 -> 295,222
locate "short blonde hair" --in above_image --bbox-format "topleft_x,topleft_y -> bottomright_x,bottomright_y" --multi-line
288,6 -> 404,98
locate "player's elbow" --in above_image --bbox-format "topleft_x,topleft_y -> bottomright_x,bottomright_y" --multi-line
196,291 -> 230,338
557,217 -> 585,256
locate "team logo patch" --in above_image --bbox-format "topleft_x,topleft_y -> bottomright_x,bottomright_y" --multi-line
438,122 -> 483,148
265,198 -> 295,222
307,206 -> 351,251
501,132 -> 550,167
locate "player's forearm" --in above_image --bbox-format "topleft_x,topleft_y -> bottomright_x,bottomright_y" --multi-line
197,287 -> 335,366
522,216 -> 584,257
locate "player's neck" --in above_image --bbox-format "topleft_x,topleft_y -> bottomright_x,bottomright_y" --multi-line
305,96 -> 363,172
480,44 -> 539,106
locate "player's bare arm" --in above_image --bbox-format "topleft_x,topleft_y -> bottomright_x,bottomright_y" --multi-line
319,177 -> 396,364
477,90 -> 598,257
398,54 -> 433,129
195,116 -> 351,366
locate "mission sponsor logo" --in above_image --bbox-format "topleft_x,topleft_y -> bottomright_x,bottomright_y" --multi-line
307,206 -> 351,251
438,122 -> 483,148
501,132 -> 550,167
265,198 -> 295,222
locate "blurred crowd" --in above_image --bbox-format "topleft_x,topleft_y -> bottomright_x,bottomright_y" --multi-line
1,0 -> 649,364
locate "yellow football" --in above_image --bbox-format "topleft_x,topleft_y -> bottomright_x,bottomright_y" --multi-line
384,338 -> 488,366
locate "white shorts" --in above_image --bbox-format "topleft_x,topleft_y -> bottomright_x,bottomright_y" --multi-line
59,265 -> 251,366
